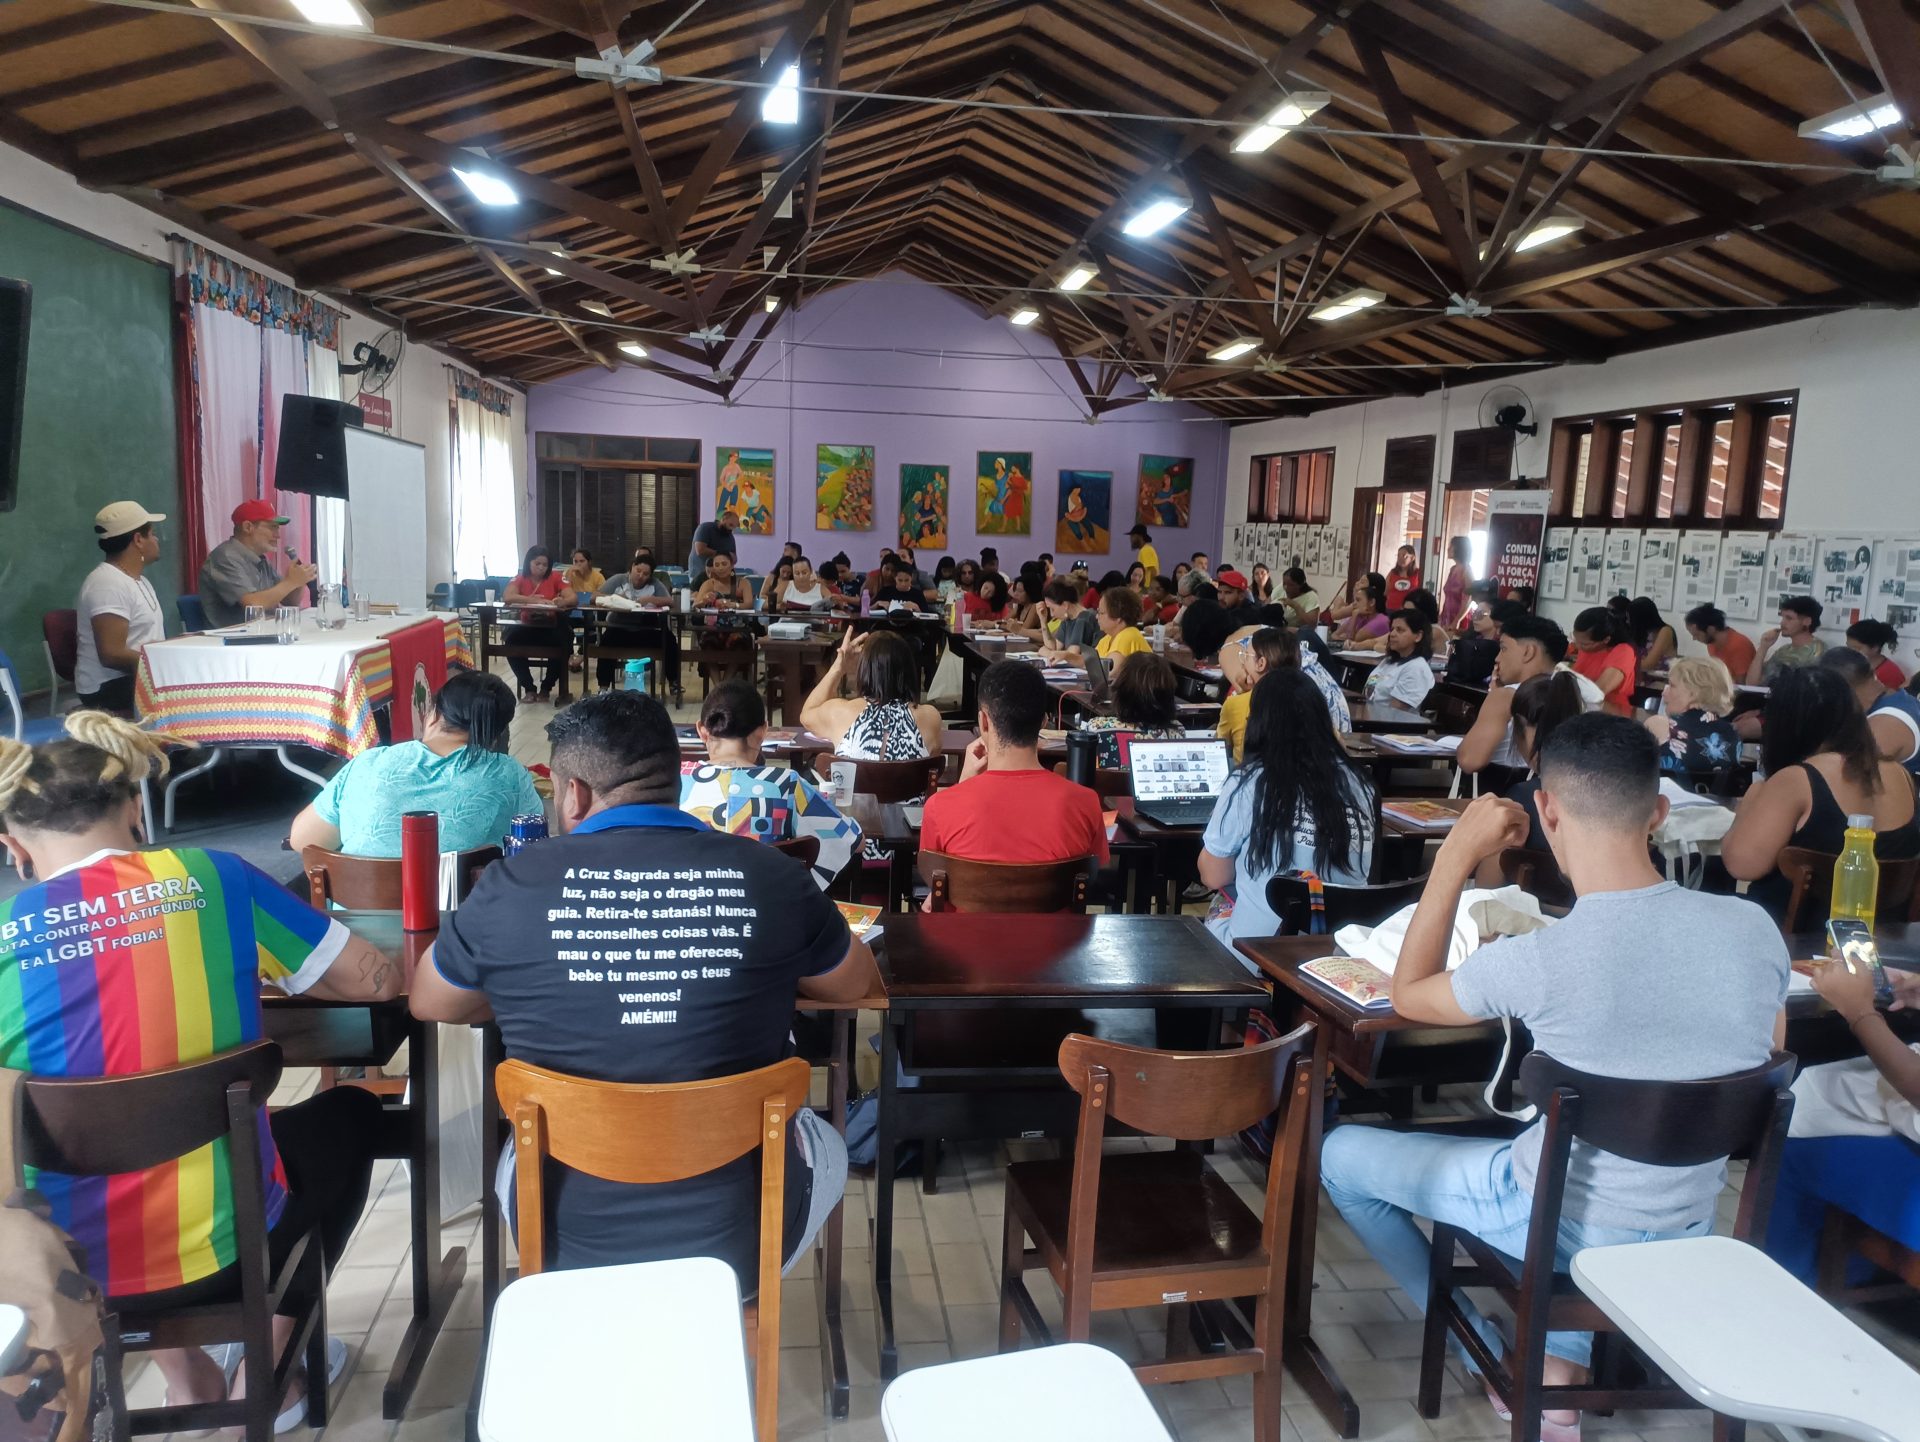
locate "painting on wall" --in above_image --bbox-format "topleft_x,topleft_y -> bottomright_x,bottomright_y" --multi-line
1055,470 -> 1111,554
1137,454 -> 1193,528
815,444 -> 875,530
899,464 -> 949,549
975,451 -> 1034,536
714,446 -> 774,534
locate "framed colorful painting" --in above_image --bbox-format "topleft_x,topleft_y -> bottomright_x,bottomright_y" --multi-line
975,451 -> 1033,536
1137,454 -> 1194,528
1055,470 -> 1111,554
715,446 -> 774,534
816,443 -> 875,530
899,464 -> 949,549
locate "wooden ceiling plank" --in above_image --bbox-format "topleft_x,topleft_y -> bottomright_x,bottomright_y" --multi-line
1839,0 -> 1920,145
1181,165 -> 1285,354
801,0 -> 854,234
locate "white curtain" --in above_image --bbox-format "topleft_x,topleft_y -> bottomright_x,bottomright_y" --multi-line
192,305 -> 265,565
259,326 -> 316,570
308,345 -> 347,587
450,374 -> 519,580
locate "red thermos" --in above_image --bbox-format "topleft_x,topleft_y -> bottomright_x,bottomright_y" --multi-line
400,811 -> 440,931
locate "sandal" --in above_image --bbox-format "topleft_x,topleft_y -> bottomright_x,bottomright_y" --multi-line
1483,1379 -> 1581,1442
273,1335 -> 348,1435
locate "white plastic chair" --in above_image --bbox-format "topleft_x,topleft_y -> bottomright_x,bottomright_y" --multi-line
880,1344 -> 1174,1442
1571,1235 -> 1920,1442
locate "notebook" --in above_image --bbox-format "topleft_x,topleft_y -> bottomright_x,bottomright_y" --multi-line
1382,799 -> 1468,832
1298,955 -> 1395,1010
1128,737 -> 1231,828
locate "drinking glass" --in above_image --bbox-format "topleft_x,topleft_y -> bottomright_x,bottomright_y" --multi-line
275,605 -> 301,644
352,591 -> 371,623
245,604 -> 267,635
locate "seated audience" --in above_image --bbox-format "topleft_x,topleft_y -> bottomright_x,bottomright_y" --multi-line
1362,609 -> 1437,710
800,629 -> 943,759
1444,593 -> 1513,686
1037,578 -> 1099,656
679,681 -> 860,886
1147,575 -> 1180,625
1570,606 -> 1637,714
594,552 -> 683,697
932,556 -> 959,600
1326,571 -> 1386,627
1456,615 -> 1603,775
562,547 -> 604,597
758,557 -> 796,610
1178,552 -> 1210,595
1279,566 -> 1320,627
1763,957 -> 1920,1284
1845,618 -> 1908,690
1002,571 -> 1045,637
962,571 -> 1010,622
1322,717 -> 1787,1434
1218,627 -> 1349,761
290,670 -> 537,859
0,712 -> 399,1420
1684,604 -> 1757,682
1628,595 -> 1677,672
1173,593 -> 1235,664
1494,669 -> 1587,854
1822,645 -> 1920,776
75,501 -> 167,716
1718,665 -> 1920,920
1641,656 -> 1739,779
882,567 -> 926,611
781,554 -> 838,611
1331,576 -> 1390,644
1125,561 -> 1148,591
920,660 -> 1108,868
503,545 -> 578,702
1073,652 -> 1184,768
410,691 -> 875,1280
1093,584 -> 1152,667
1749,595 -> 1826,684
1249,563 -> 1275,604
1215,568 -> 1253,612
696,552 -> 756,609
1199,668 -> 1376,945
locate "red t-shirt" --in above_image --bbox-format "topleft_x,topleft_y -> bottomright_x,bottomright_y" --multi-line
1877,657 -> 1907,690
1572,642 -> 1637,711
961,590 -> 1005,620
921,769 -> 1110,867
1708,630 -> 1757,682
1387,568 -> 1421,606
512,571 -> 570,601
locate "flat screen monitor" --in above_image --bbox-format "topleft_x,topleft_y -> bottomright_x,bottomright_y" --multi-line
0,278 -> 29,513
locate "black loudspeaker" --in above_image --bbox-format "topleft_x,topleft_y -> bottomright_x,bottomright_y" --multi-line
273,394 -> 363,499
0,278 -> 29,513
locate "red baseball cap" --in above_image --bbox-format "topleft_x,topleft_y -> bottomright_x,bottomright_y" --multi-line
232,499 -> 291,526
1216,568 -> 1251,590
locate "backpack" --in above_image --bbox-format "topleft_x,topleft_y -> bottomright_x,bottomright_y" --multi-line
0,1069 -> 110,1442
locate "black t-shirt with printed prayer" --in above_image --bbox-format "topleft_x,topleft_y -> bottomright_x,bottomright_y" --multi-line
433,805 -> 851,1280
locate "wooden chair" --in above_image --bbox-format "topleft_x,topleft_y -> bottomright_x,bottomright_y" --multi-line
997,1024 -> 1319,1442
1817,1206 -> 1920,1305
1264,873 -> 1430,935
19,1041 -> 329,1442
580,613 -> 669,695
1050,761 -> 1135,800
1777,846 -> 1920,932
919,851 -> 1091,913
301,844 -> 502,909
686,627 -> 758,695
771,834 -> 821,869
488,610 -> 574,701
831,756 -> 943,803
1423,681 -> 1487,737
492,1056 -> 811,1442
1418,1050 -> 1797,1442
41,608 -> 76,716
1498,845 -> 1575,912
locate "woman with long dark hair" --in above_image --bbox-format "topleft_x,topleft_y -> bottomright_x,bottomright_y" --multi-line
502,544 -> 578,701
1499,669 -> 1588,853
800,628 -> 944,759
1198,668 -> 1377,944
1073,651 -> 1185,768
1570,605 -> 1637,714
1720,666 -> 1920,919
1627,595 -> 1678,671
1363,609 -> 1437,710
1331,575 -> 1390,644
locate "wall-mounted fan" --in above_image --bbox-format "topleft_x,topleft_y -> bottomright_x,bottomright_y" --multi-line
1478,383 -> 1538,437
339,326 -> 404,394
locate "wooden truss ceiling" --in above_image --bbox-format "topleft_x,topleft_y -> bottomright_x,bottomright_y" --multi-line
5,0 -> 1919,417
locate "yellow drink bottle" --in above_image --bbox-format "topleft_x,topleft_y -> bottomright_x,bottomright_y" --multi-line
1831,814 -> 1880,928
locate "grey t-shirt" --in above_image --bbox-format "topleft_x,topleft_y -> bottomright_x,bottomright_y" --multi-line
200,536 -> 283,627
686,522 -> 735,576
1449,881 -> 1787,1232
1052,609 -> 1099,650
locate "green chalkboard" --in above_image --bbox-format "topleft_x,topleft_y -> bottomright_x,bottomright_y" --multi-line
0,202 -> 180,697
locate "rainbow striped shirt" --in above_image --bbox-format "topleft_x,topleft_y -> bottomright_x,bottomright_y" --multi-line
0,848 -> 346,1296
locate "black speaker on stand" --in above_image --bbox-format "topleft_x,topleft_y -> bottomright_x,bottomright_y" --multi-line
273,394 -> 363,499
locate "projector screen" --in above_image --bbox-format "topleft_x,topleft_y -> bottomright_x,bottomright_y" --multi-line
343,427 -> 427,610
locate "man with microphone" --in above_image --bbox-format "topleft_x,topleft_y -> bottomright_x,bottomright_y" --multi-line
199,498 -> 319,628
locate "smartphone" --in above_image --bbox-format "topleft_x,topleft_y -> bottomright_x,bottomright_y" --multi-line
1826,918 -> 1896,1005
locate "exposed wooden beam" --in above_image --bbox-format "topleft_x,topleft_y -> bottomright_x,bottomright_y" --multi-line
1839,0 -> 1920,145
802,0 -> 855,234
1181,166 -> 1284,354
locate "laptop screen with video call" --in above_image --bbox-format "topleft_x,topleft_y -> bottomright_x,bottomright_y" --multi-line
1127,738 -> 1231,803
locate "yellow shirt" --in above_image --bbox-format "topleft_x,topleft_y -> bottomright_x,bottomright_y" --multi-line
1097,625 -> 1151,660
566,566 -> 606,595
1137,543 -> 1160,584
1216,690 -> 1251,763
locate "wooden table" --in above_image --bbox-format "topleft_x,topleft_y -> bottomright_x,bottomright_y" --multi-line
759,630 -> 841,723
260,910 -> 466,1421
472,603 -> 573,702
870,913 -> 1267,1379
1347,698 -> 1434,734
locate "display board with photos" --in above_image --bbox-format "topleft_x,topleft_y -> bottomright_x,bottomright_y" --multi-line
1222,520 -> 1349,594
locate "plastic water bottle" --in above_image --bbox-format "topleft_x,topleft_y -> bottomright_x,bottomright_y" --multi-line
623,657 -> 651,694
1831,813 -> 1880,927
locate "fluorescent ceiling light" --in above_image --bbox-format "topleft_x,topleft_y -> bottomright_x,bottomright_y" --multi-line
1058,263 -> 1096,292
1799,94 -> 1902,140
1121,196 -> 1189,238
618,341 -> 648,359
1231,90 -> 1330,154
452,148 -> 517,207
762,63 -> 801,125
1009,307 -> 1040,326
1310,288 -> 1384,322
288,0 -> 369,27
579,300 -> 614,318
765,294 -> 781,313
544,267 -> 563,277
1514,214 -> 1583,252
1207,338 -> 1259,362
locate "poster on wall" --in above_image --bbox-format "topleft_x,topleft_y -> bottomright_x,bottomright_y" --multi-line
1570,530 -> 1607,604
715,446 -> 774,534
815,444 -> 875,530
1136,454 -> 1193,528
898,463 -> 948,549
1056,470 -> 1112,554
1869,538 -> 1920,627
975,451 -> 1034,536
1484,491 -> 1550,598
1540,527 -> 1574,601
1763,533 -> 1815,617
1603,529 -> 1640,599
1718,530 -> 1769,622
1815,536 -> 1872,621
1634,532 -> 1679,612
1677,532 -> 1721,612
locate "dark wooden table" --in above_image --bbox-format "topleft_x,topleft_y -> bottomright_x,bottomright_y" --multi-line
1347,698 -> 1434,734
471,603 -> 572,701
260,910 -> 466,1422
759,630 -> 841,723
870,912 -> 1267,1378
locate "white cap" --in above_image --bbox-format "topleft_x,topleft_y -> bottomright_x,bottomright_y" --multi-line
94,501 -> 167,539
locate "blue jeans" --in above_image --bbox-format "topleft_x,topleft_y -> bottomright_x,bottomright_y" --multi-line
1319,1125 -> 1710,1367
1763,1133 -> 1920,1285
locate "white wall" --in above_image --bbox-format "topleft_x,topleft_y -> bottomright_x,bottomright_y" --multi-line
0,138 -> 525,586
1223,308 -> 1920,667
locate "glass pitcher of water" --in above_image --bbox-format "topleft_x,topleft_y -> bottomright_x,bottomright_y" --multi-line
316,583 -> 348,631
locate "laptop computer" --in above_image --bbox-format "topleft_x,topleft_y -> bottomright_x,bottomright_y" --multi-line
1075,644 -> 1113,705
1127,737 -> 1232,828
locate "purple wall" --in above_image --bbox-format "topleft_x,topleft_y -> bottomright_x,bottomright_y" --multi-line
523,273 -> 1231,578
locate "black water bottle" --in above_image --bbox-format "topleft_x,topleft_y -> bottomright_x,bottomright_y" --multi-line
1065,731 -> 1099,789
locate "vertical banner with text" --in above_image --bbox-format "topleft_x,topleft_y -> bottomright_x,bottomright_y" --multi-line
1484,490 -> 1551,601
